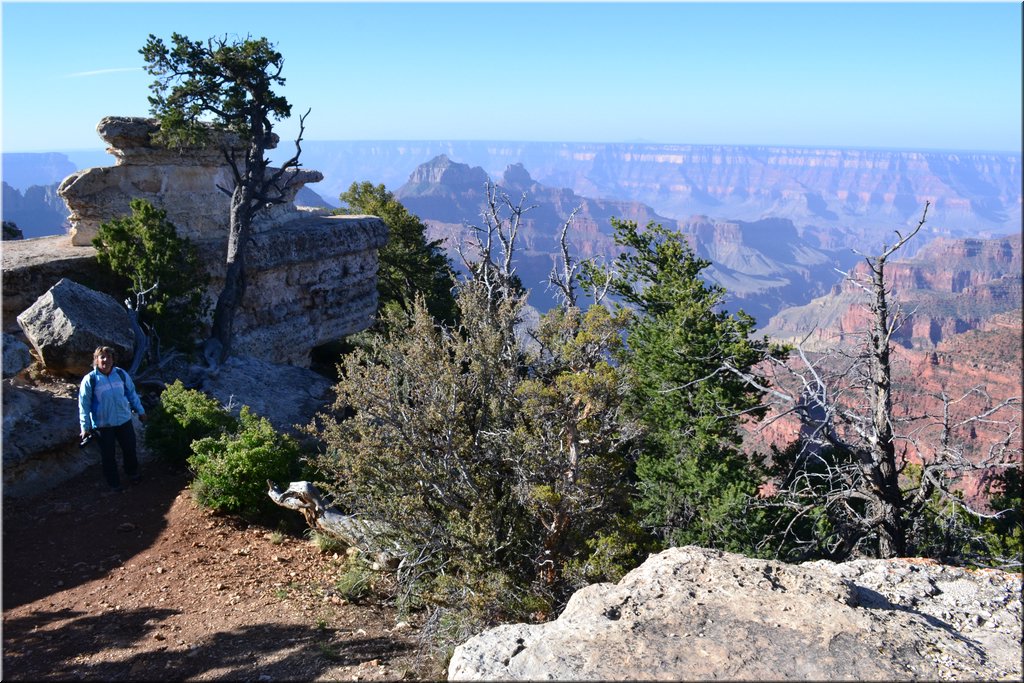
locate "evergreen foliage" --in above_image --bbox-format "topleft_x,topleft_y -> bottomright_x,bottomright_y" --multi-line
140,32 -> 306,361
308,279 -> 647,641
144,380 -> 238,467
92,198 -> 205,351
338,182 -> 457,327
189,407 -> 304,522
979,465 -> 1023,570
583,218 -> 779,553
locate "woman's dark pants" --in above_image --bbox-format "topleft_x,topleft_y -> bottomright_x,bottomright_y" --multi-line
97,421 -> 139,488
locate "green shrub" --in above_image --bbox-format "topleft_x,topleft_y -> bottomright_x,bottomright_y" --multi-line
333,556 -> 374,603
145,381 -> 238,466
188,406 -> 303,521
93,198 -> 207,351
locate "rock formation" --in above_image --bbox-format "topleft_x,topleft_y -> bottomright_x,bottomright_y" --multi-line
2,333 -> 33,378
395,156 -> 859,321
448,546 -> 1022,681
1,181 -> 69,238
185,355 -> 334,437
760,232 -> 1022,351
292,141 -> 1021,248
1,232 -> 128,335
2,375 -> 87,498
4,115 -> 388,368
681,215 -> 861,325
57,116 -> 323,246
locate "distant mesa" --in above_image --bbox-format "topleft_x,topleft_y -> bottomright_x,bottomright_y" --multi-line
396,154 -> 860,324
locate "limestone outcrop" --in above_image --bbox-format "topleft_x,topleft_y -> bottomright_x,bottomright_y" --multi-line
17,278 -> 134,378
3,333 -> 33,378
2,376 -> 96,498
57,116 -> 324,246
203,214 -> 385,365
5,115 -> 388,368
1,235 -> 124,335
182,355 -> 334,436
448,546 -> 1022,681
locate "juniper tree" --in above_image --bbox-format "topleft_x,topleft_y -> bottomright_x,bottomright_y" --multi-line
92,198 -> 205,358
309,196 -> 643,643
140,33 -> 308,362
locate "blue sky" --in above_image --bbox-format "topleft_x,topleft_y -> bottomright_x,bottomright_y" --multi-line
2,1 -> 1021,154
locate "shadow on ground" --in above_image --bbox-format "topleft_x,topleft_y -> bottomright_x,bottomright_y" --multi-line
2,605 -> 410,680
3,462 -> 186,609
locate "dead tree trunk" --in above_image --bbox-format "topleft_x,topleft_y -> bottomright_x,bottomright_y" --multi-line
862,213 -> 915,558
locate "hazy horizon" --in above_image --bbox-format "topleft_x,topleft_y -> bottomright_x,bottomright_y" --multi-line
2,2 -> 1021,157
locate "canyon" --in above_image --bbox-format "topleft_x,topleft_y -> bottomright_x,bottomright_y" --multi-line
395,154 -> 862,321
289,140 -> 1020,246
762,231 -> 1022,350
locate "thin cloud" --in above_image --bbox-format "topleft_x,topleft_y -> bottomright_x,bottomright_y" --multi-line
65,67 -> 142,78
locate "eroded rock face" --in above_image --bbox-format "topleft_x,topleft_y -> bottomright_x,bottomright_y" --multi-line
1,377 -> 97,498
448,546 -> 1022,681
16,278 -> 133,378
58,116 -> 325,246
205,214 -> 386,366
183,355 -> 334,437
761,233 -> 1022,351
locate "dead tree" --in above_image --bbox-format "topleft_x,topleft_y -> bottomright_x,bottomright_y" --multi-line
456,180 -> 536,307
730,203 -> 1022,560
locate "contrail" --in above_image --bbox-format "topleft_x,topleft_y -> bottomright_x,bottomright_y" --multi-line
65,67 -> 142,78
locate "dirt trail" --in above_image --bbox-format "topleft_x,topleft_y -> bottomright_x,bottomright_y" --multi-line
2,461 -> 436,680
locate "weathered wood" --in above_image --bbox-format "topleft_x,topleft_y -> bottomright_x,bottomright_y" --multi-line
266,480 -> 403,567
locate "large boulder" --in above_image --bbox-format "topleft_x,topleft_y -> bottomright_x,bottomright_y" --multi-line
448,546 -> 1022,681
1,235 -> 123,335
16,278 -> 133,378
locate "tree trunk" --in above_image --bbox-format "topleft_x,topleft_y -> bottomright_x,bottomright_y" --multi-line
210,185 -> 255,362
867,253 -> 907,558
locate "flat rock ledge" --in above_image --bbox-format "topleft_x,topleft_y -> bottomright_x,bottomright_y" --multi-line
448,545 -> 1022,681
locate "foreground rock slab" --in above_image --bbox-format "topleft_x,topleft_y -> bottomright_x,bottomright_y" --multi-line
448,546 -> 1022,681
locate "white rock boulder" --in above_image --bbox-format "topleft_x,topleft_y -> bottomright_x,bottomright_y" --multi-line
448,546 -> 1022,681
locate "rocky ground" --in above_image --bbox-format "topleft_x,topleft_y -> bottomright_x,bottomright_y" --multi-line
2,461 -> 443,681
451,546 -> 1023,681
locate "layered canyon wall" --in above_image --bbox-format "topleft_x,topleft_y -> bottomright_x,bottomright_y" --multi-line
297,141 -> 1021,249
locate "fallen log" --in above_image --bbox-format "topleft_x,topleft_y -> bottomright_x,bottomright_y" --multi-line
266,480 -> 404,567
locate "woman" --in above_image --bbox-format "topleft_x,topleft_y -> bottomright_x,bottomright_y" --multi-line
78,346 -> 148,491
